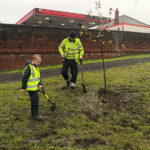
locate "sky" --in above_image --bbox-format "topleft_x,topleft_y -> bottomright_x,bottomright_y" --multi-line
0,0 -> 150,25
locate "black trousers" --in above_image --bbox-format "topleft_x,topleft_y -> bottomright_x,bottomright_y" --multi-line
61,59 -> 78,83
28,91 -> 39,116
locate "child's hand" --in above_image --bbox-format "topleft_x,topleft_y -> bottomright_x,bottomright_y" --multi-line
39,85 -> 43,89
20,89 -> 25,93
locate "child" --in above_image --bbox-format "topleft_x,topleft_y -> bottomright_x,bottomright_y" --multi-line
20,54 -> 43,121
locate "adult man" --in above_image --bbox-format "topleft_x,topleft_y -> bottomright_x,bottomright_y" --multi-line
58,31 -> 84,91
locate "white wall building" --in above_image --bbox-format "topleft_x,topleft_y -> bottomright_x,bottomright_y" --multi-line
90,9 -> 150,33
101,22 -> 150,33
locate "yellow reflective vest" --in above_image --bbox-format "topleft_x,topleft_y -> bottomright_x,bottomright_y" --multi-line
24,64 -> 40,91
58,37 -> 84,62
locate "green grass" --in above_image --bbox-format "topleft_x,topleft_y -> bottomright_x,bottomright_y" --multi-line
83,53 -> 150,65
1,53 -> 150,74
0,60 -> 150,149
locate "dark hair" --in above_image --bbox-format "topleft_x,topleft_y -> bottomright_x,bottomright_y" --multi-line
69,31 -> 76,38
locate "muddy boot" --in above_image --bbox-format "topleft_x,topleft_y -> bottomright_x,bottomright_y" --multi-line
31,114 -> 44,121
61,80 -> 70,90
31,108 -> 44,121
70,82 -> 76,92
70,87 -> 76,93
34,114 -> 44,121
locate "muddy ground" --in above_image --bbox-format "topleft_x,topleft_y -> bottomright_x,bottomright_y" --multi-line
1,57 -> 150,83
1,57 -> 150,149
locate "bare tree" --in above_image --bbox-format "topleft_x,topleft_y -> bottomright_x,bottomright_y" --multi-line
80,0 -> 114,94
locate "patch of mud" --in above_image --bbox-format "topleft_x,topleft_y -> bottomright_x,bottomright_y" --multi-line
77,88 -> 144,123
97,88 -> 141,112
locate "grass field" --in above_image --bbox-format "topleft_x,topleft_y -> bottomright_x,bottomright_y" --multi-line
0,58 -> 150,149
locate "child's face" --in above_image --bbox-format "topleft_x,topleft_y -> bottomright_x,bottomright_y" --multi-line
32,58 -> 41,66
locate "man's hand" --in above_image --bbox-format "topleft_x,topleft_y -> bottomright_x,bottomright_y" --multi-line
80,56 -> 83,60
61,54 -> 65,59
79,56 -> 83,65
20,89 -> 25,93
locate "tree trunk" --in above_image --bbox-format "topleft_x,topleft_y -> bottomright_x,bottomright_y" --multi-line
100,44 -> 107,94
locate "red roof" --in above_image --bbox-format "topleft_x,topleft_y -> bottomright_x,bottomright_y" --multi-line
16,8 -> 110,24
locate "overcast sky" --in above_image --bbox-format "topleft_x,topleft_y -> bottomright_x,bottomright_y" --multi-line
0,0 -> 150,25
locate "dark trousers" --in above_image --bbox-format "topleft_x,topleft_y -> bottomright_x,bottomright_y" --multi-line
28,91 -> 39,116
61,59 -> 78,83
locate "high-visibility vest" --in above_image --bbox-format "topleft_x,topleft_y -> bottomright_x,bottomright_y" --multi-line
24,64 -> 40,91
59,37 -> 84,62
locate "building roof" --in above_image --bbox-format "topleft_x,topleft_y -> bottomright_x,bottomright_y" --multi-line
16,8 -> 110,29
91,15 -> 150,30
119,15 -> 149,26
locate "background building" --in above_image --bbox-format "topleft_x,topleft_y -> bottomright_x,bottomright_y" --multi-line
90,8 -> 150,33
16,8 -> 110,29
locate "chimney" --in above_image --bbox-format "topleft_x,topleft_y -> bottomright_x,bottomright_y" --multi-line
114,8 -> 119,25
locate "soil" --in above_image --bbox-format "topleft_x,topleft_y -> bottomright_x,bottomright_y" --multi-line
78,87 -> 147,129
1,57 -> 150,83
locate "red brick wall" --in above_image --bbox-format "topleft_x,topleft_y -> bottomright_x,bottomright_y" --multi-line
0,24 -> 150,70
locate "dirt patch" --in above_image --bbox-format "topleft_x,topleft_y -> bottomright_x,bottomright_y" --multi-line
97,88 -> 141,112
78,88 -> 145,125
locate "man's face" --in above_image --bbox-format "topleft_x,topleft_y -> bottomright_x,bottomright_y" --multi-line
69,37 -> 75,42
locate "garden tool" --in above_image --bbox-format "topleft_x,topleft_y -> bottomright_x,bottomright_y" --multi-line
39,87 -> 56,111
80,59 -> 87,93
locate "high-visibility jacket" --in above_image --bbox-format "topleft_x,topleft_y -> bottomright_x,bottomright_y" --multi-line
58,37 -> 84,62
23,64 -> 40,91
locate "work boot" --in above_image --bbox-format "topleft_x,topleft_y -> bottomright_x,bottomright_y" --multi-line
67,80 -> 70,87
31,114 -> 44,121
61,80 -> 70,90
70,82 -> 76,92
35,114 -> 44,121
70,86 -> 76,93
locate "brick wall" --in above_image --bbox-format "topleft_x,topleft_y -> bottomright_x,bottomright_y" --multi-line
0,24 -> 150,70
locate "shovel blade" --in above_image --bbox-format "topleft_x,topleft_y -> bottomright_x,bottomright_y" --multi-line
51,103 -> 56,111
82,83 -> 87,93
47,98 -> 56,111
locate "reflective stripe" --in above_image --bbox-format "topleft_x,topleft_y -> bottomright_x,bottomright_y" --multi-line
68,48 -> 78,50
28,78 -> 40,82
30,65 -> 35,78
67,52 -> 79,55
74,52 -> 79,54
27,85 -> 38,88
67,52 -> 74,55
79,45 -> 82,48
60,44 -> 65,48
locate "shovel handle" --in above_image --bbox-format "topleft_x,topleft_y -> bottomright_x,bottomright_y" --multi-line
80,59 -> 83,65
39,87 -> 56,111
44,93 -> 49,99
